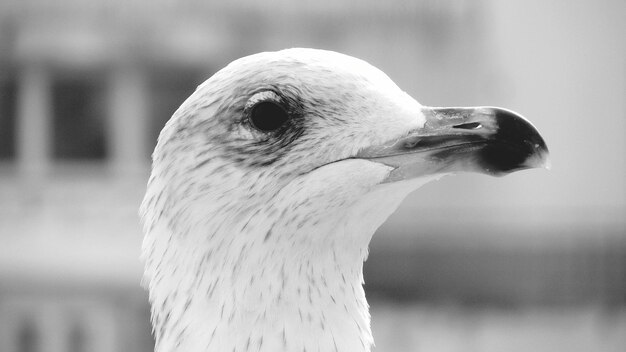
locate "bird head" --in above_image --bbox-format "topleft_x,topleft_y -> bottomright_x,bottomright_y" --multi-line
141,48 -> 549,352
144,48 -> 548,240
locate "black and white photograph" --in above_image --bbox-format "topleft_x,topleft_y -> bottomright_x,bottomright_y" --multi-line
0,1 -> 624,351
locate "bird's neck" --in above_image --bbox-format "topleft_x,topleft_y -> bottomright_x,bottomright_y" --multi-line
142,169 -> 431,352
145,210 -> 378,352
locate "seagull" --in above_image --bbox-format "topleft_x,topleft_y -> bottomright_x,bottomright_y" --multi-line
140,48 -> 548,352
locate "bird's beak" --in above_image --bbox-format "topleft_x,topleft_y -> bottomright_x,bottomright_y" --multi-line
356,107 -> 550,183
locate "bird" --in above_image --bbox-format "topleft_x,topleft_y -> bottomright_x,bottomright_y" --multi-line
140,48 -> 549,352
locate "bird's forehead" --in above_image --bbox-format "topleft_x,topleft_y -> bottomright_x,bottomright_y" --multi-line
203,48 -> 399,96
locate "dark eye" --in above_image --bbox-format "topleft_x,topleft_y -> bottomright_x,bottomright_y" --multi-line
250,101 -> 289,132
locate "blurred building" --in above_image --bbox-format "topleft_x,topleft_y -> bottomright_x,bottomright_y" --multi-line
0,1 -> 624,352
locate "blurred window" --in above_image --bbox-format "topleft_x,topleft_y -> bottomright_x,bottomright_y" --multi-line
52,74 -> 107,160
147,69 -> 205,156
0,74 -> 16,160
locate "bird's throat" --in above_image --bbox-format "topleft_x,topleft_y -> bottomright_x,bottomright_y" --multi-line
145,220 -> 375,352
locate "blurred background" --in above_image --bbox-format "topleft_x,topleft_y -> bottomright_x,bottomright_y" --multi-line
0,0 -> 624,351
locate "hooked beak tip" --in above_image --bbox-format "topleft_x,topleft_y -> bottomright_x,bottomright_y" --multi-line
526,147 -> 551,171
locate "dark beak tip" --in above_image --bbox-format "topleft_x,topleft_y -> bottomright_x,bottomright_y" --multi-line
475,107 -> 550,176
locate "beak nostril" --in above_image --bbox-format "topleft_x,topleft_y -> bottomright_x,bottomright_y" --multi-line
404,138 -> 420,148
453,122 -> 482,130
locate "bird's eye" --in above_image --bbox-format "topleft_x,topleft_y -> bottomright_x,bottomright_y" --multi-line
249,101 -> 289,132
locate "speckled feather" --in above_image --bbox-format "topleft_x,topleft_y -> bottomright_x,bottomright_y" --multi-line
140,48 -> 434,352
